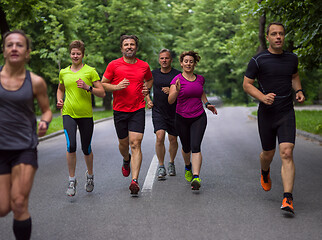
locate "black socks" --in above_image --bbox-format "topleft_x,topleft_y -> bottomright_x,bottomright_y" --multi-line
13,217 -> 32,240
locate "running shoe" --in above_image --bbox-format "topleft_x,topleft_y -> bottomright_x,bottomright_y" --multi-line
129,179 -> 140,195
281,197 -> 294,214
66,179 -> 77,197
260,169 -> 271,191
191,178 -> 201,190
122,154 -> 131,177
185,169 -> 193,182
168,162 -> 176,176
157,166 -> 166,180
85,171 -> 94,192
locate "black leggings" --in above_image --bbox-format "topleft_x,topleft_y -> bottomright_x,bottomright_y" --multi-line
175,112 -> 207,153
63,115 -> 94,155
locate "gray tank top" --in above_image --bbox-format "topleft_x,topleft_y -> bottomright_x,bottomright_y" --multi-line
0,66 -> 38,150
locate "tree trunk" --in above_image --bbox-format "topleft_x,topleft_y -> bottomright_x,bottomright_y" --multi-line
0,6 -> 10,37
103,92 -> 112,110
257,0 -> 267,53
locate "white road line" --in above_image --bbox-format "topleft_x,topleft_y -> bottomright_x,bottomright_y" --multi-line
142,154 -> 158,192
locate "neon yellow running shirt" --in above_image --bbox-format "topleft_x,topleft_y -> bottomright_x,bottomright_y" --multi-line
59,64 -> 100,118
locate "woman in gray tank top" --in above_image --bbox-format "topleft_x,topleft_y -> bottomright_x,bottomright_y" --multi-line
0,30 -> 52,240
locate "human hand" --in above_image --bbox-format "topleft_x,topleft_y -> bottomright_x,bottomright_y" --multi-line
147,100 -> 153,109
76,78 -> 89,90
175,79 -> 181,92
296,91 -> 305,103
207,104 -> 218,115
262,93 -> 276,105
162,87 -> 170,94
56,99 -> 64,109
37,120 -> 49,137
117,78 -> 130,90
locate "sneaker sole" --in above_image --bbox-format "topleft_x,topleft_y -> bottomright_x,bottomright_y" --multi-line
191,181 -> 201,190
281,206 -> 294,214
129,184 -> 140,195
158,175 -> 166,180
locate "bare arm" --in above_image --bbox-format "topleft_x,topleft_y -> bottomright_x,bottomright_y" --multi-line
31,73 -> 52,137
143,77 -> 153,96
168,79 -> 180,104
243,76 -> 276,105
292,72 -> 305,103
76,79 -> 106,98
201,91 -> 217,115
101,76 -> 130,92
145,94 -> 153,109
56,83 -> 65,109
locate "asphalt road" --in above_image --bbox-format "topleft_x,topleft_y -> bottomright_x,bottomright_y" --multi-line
1,107 -> 321,240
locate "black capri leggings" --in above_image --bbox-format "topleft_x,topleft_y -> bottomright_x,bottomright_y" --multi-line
63,115 -> 94,155
175,112 -> 207,153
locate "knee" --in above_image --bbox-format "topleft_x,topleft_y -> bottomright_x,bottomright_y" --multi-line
82,146 -> 92,155
280,148 -> 293,161
261,150 -> 274,161
130,140 -> 141,150
67,144 -> 76,153
155,135 -> 165,146
11,196 -> 27,217
0,206 -> 11,217
168,136 -> 178,146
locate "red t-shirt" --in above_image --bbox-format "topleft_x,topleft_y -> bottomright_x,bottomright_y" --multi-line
103,57 -> 152,112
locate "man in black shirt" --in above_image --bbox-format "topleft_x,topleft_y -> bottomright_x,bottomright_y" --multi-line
146,49 -> 181,179
243,22 -> 305,214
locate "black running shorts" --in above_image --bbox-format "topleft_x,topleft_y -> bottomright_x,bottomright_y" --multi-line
0,148 -> 38,174
113,108 -> 145,139
152,110 -> 178,136
257,107 -> 296,151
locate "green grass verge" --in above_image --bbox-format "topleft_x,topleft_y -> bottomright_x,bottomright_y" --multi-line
39,110 -> 113,136
251,110 -> 322,136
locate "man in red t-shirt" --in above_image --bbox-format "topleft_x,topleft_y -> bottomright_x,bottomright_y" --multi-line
102,35 -> 153,195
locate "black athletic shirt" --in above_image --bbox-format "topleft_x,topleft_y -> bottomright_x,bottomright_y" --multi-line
245,50 -> 298,112
152,68 -> 181,119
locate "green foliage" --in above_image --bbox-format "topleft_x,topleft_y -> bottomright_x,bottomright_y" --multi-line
295,110 -> 322,135
1,0 -> 321,106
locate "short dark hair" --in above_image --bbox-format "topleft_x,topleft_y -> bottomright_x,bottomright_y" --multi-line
179,51 -> 201,63
159,48 -> 173,58
266,22 -> 285,35
120,35 -> 139,48
69,40 -> 85,55
2,30 -> 31,50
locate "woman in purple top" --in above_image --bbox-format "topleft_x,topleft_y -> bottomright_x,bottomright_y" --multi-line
169,51 -> 217,190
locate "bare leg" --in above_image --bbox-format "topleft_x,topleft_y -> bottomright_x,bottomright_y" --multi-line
168,134 -> 178,163
129,131 -> 144,180
279,142 -> 295,193
118,136 -> 130,161
11,164 -> 36,221
260,149 -> 275,171
0,174 -> 11,217
84,152 -> 93,175
155,130 -> 166,166
191,152 -> 202,176
66,152 -> 76,177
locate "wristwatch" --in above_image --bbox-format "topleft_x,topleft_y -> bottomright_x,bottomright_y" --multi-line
87,86 -> 93,92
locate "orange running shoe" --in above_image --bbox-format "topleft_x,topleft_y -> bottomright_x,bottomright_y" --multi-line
281,197 -> 294,214
260,170 -> 271,191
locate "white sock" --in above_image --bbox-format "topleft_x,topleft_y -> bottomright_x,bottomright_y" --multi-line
69,176 -> 76,181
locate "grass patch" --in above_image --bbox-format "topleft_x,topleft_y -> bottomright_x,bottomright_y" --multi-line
295,110 -> 322,135
251,110 -> 322,135
39,110 -> 113,136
